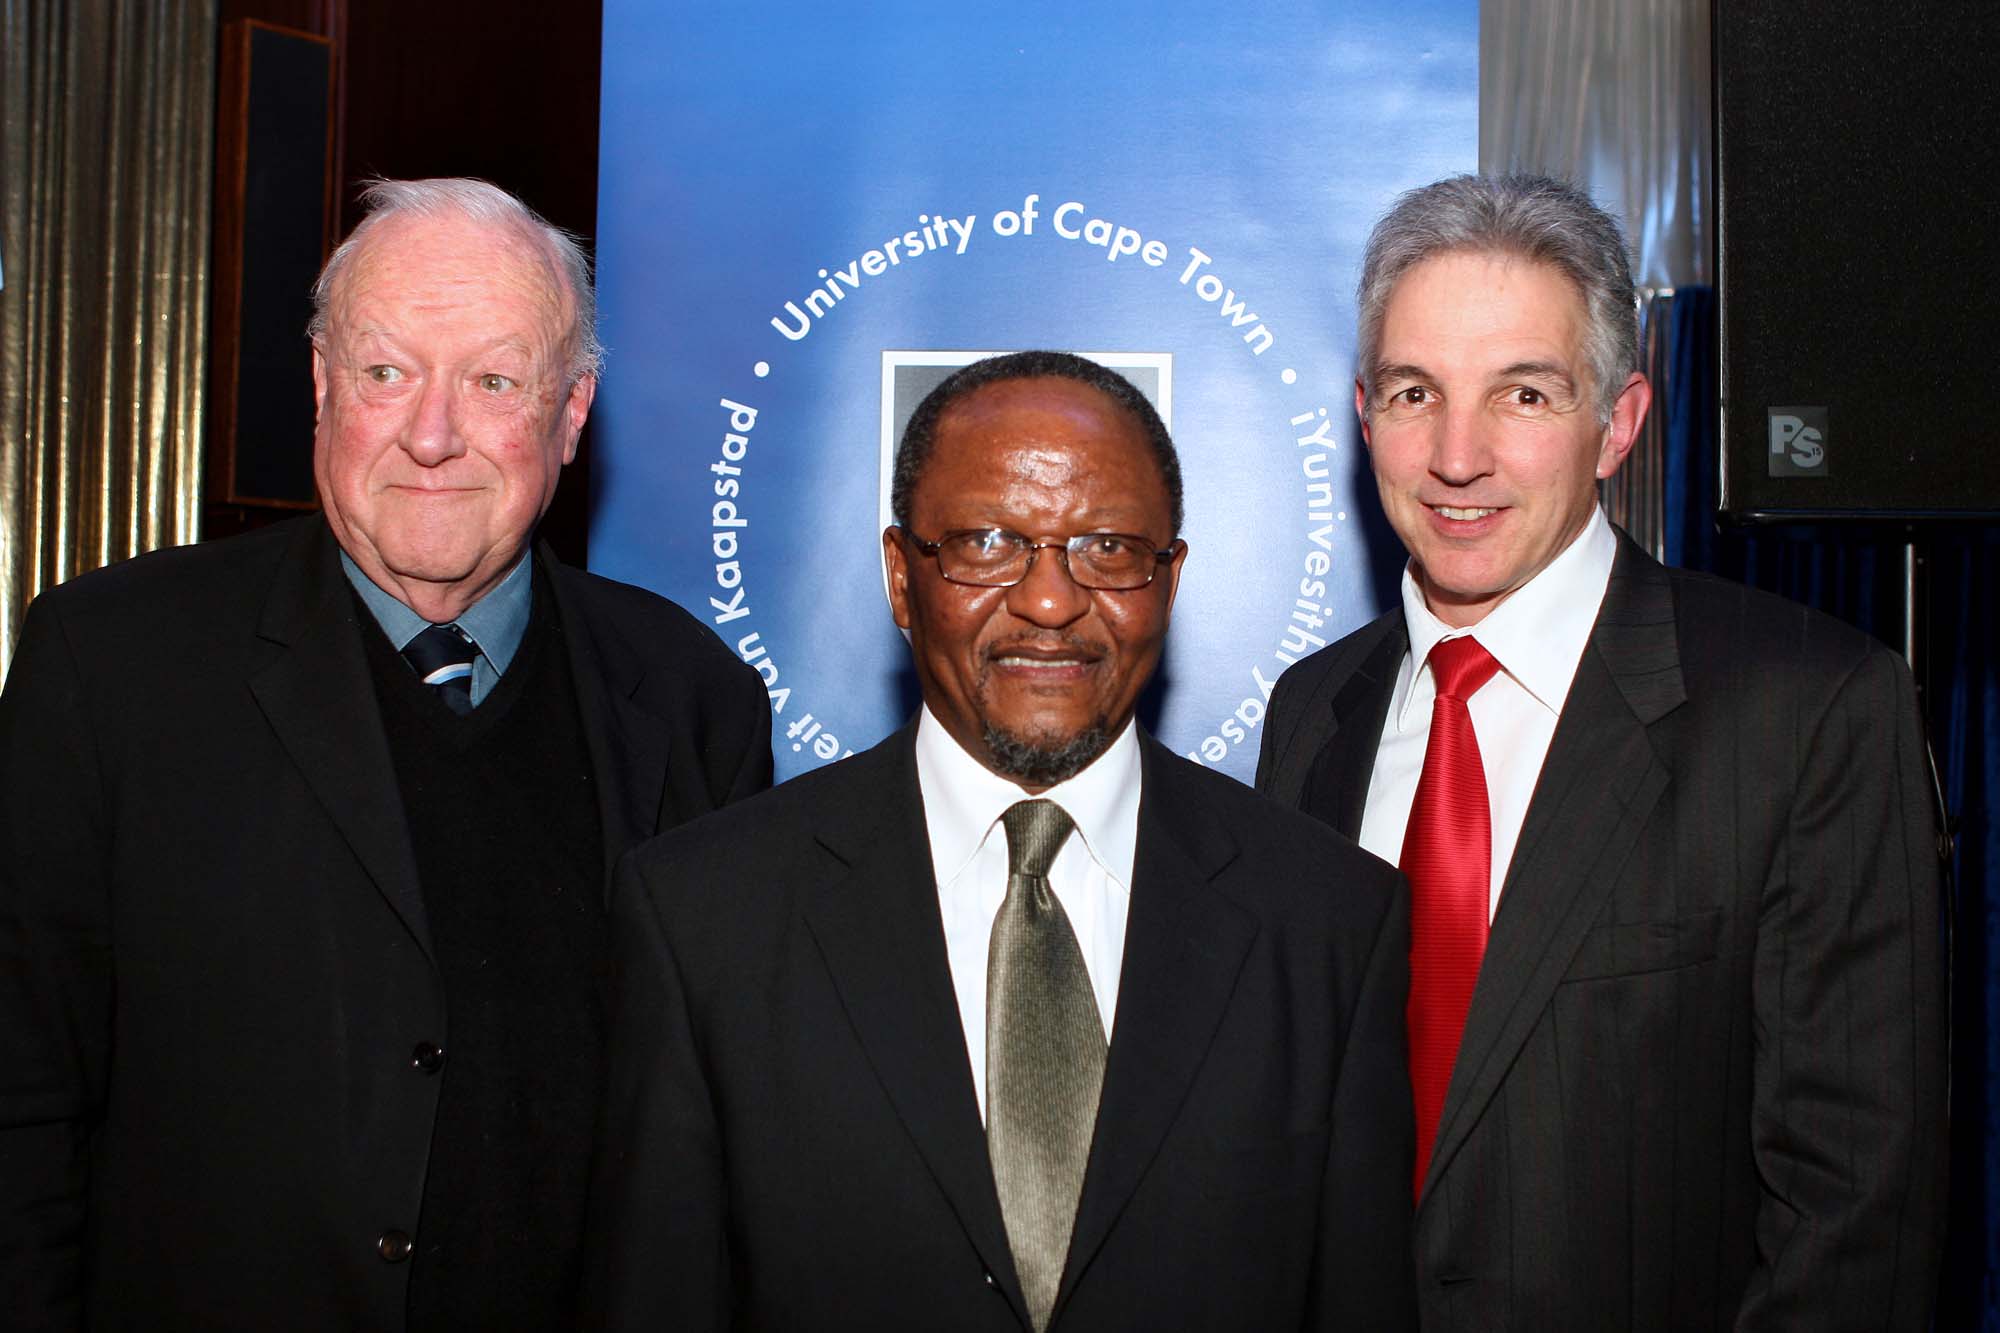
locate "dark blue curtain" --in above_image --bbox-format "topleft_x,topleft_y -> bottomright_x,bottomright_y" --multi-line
1659,287 -> 2000,1326
1939,537 -> 2000,1327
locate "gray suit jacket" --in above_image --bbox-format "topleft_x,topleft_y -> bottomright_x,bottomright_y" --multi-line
1256,531 -> 1946,1330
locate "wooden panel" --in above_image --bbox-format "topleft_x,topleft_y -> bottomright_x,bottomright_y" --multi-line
208,20 -> 335,513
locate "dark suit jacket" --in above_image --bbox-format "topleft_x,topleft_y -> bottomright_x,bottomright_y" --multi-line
1256,532 -> 1946,1330
587,725 -> 1415,1331
0,515 -> 773,1331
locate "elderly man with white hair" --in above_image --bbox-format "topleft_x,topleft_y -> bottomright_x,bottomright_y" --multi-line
0,178 -> 771,1331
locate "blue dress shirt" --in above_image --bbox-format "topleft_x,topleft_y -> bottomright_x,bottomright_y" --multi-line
340,552 -> 533,708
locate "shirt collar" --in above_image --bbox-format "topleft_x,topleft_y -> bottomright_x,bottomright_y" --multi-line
914,706 -> 1143,893
1395,506 -> 1617,724
339,548 -> 534,674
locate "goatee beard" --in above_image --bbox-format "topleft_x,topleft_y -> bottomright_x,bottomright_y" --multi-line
980,719 -> 1113,788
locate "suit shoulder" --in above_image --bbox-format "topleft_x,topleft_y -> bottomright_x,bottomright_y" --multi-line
550,562 -> 723,643
33,520 -> 297,609
623,740 -> 898,884
549,561 -> 751,680
19,520 -> 303,646
1152,750 -> 1401,903
1270,607 -> 1402,701
1661,564 -> 1906,692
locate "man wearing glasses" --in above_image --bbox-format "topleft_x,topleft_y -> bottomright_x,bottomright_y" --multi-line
587,350 -> 1415,1331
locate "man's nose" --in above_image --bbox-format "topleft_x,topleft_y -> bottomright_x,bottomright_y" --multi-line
1428,404 -> 1494,485
1003,543 -> 1093,627
402,377 -> 468,466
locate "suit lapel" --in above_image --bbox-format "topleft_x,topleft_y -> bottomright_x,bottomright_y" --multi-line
1420,536 -> 1685,1202
1316,625 -> 1406,837
544,550 -> 668,901
247,519 -> 432,959
1262,611 -> 1403,826
797,730 -> 1028,1318
1058,736 -> 1257,1312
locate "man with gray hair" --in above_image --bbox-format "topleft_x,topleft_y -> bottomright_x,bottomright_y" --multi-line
1258,174 -> 1945,1328
0,178 -> 772,1329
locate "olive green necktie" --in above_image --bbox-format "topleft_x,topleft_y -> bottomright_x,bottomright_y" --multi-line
986,798 -> 1103,1332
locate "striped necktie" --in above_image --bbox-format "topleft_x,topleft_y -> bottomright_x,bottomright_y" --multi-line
402,624 -> 480,714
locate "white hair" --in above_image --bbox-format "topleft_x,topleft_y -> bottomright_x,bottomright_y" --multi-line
307,177 -> 604,382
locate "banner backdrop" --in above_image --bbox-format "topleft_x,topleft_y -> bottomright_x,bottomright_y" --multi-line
594,2 -> 1477,783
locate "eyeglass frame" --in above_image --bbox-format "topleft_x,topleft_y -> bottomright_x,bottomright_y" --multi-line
895,525 -> 1183,591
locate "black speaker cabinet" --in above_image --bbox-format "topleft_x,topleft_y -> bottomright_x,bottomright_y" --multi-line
210,20 -> 334,510
1716,0 -> 2000,521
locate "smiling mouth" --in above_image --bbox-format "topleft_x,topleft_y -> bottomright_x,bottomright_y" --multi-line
1431,505 -> 1499,521
993,653 -> 1094,668
985,638 -> 1106,674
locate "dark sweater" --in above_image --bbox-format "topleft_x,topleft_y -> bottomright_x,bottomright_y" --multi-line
360,571 -> 607,1331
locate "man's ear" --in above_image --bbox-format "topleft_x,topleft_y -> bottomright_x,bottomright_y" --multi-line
1595,371 -> 1652,480
1160,540 -> 1188,617
559,373 -> 597,466
312,346 -> 330,422
883,527 -> 913,630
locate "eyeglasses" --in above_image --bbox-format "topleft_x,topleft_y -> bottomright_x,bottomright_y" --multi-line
899,527 -> 1180,590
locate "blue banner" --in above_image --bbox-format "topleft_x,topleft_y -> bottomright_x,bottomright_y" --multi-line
594,2 -> 1477,782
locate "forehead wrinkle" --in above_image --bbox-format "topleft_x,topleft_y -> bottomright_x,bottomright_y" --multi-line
1373,361 -> 1432,384
1495,359 -> 1579,389
330,218 -> 569,346
967,502 -> 1165,557
919,376 -> 1170,535
336,318 -> 539,354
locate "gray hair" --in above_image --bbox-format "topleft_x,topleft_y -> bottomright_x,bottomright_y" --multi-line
308,177 -> 604,383
1355,174 -> 1638,423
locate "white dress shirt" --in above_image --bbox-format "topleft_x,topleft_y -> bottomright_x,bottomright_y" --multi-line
915,707 -> 1140,1123
1358,507 -> 1618,919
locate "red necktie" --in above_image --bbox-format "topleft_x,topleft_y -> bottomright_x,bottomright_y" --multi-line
1400,635 -> 1501,1197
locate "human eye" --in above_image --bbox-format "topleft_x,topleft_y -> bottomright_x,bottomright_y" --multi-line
1074,533 -> 1153,582
1384,384 -> 1434,410
364,364 -> 404,385
1500,380 -> 1574,415
948,529 -> 1018,565
1080,533 -> 1137,558
477,373 -> 517,393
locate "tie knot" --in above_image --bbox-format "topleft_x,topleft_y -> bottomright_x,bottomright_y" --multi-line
1427,635 -> 1500,702
402,623 -> 480,686
1002,799 -> 1076,880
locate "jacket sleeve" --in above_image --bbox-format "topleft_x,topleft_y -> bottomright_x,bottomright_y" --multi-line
0,596 -> 115,1331
719,658 -> 773,805
1737,642 -> 1946,1329
1304,857 -> 1417,1330
583,851 -> 731,1332
1253,662 -> 1302,794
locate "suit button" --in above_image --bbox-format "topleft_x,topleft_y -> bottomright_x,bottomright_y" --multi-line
410,1042 -> 444,1074
377,1230 -> 413,1263
984,1272 -> 997,1287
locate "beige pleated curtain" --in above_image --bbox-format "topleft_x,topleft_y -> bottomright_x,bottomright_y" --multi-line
0,0 -> 215,678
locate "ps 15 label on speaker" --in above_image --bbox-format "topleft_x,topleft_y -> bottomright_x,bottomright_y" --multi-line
1767,406 -> 1830,477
